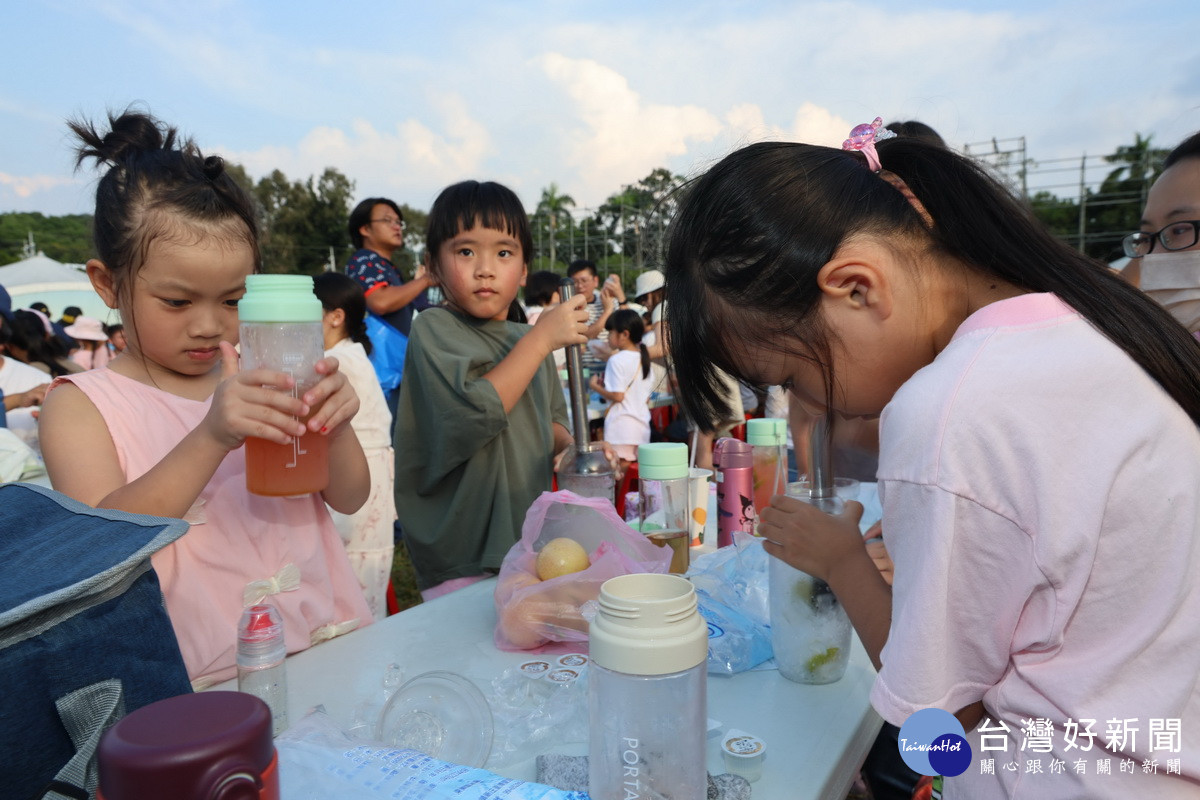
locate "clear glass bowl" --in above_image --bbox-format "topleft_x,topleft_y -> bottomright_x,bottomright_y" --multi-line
374,670 -> 494,767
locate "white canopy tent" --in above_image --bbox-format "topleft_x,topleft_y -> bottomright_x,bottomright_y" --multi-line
0,253 -> 111,321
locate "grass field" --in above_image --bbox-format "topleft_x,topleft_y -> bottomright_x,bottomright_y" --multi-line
390,540 -> 423,613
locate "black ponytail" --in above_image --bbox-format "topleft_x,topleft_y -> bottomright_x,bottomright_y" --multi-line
605,308 -> 649,378
312,272 -> 372,356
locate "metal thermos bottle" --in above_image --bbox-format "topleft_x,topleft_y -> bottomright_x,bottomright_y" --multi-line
97,691 -> 280,800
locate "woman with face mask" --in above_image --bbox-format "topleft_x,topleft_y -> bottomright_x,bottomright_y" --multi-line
1122,131 -> 1200,335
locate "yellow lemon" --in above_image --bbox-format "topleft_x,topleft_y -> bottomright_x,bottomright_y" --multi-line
535,537 -> 590,581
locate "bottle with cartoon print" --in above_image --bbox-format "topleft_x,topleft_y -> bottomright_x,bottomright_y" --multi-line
713,437 -> 755,547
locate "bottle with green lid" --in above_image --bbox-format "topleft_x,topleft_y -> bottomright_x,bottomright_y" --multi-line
238,274 -> 328,497
637,442 -> 690,573
746,417 -> 788,514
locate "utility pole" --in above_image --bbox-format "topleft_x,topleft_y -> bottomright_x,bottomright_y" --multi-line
1077,154 -> 1088,252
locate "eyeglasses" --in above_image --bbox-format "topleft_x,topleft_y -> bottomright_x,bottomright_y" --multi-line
1122,220 -> 1200,258
370,217 -> 404,229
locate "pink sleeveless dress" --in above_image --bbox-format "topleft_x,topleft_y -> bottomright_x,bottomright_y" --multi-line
53,368 -> 372,688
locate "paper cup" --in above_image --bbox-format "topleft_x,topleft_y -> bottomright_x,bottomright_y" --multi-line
688,468 -> 712,547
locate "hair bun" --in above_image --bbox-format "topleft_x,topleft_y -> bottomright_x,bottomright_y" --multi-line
70,109 -> 177,170
202,155 -> 225,181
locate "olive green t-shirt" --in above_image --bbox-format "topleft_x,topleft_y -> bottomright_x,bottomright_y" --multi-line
394,308 -> 569,589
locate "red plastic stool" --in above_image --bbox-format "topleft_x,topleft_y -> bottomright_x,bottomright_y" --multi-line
729,411 -> 755,441
613,460 -> 640,520
386,577 -> 400,616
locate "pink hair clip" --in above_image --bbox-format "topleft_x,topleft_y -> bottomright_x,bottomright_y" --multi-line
842,117 -> 896,173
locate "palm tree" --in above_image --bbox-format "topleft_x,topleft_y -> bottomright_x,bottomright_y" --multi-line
536,183 -> 576,266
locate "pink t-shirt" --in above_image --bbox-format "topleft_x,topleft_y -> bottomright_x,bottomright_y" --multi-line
872,293 -> 1200,797
52,368 -> 371,687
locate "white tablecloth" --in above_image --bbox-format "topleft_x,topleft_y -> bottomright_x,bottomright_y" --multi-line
211,482 -> 885,799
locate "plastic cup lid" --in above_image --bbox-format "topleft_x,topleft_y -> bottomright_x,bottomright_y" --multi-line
238,274 -> 321,323
518,660 -> 552,678
746,418 -> 787,445
375,671 -> 493,767
722,729 -> 766,758
557,653 -> 588,668
637,442 -> 688,479
546,667 -> 581,686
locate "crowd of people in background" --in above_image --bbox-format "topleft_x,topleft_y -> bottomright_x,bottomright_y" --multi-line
3,110 -> 1200,798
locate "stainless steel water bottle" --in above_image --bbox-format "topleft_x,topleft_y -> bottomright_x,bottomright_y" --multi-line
712,436 -> 755,547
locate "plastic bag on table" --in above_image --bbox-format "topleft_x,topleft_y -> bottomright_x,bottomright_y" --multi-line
486,656 -> 589,769
685,531 -> 771,629
276,709 -> 588,800
494,490 -> 672,651
695,590 -> 773,675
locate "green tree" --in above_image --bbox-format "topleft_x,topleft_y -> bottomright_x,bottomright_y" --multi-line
1080,134 -> 1168,261
392,203 -> 429,278
590,168 -> 685,279
0,212 -> 93,265
533,183 -> 576,267
1027,134 -> 1169,262
253,167 -> 356,274
1028,190 -> 1081,246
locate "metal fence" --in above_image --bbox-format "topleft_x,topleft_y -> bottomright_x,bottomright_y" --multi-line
964,137 -> 1156,261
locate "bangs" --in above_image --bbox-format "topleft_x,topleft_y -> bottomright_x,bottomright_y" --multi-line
666,277 -> 830,428
427,181 -> 533,265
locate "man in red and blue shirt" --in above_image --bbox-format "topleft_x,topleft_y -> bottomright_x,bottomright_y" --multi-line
345,197 -> 433,337
345,198 -> 433,417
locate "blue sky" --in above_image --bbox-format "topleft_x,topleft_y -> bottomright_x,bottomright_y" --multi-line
3,0 -> 1199,217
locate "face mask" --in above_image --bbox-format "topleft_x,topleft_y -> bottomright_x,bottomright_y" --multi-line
1140,250 -> 1200,332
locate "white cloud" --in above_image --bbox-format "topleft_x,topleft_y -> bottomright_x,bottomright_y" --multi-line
0,173 -> 78,199
221,94 -> 492,205
536,53 -> 724,205
720,102 -> 852,149
533,53 -> 856,206
789,103 -> 855,148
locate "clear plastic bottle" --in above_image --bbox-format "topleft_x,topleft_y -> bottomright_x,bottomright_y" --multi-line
237,603 -> 288,736
746,418 -> 788,515
636,442 -> 690,573
238,274 -> 328,496
769,414 -> 852,685
588,574 -> 708,800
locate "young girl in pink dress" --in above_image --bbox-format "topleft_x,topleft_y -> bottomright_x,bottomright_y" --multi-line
39,110 -> 371,688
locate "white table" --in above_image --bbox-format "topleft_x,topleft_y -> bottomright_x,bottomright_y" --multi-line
212,576 -> 882,800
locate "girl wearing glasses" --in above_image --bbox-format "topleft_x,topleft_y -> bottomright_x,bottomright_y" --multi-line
1121,131 -> 1200,335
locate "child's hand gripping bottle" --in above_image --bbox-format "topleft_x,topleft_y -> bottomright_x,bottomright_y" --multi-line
238,274 -> 329,496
